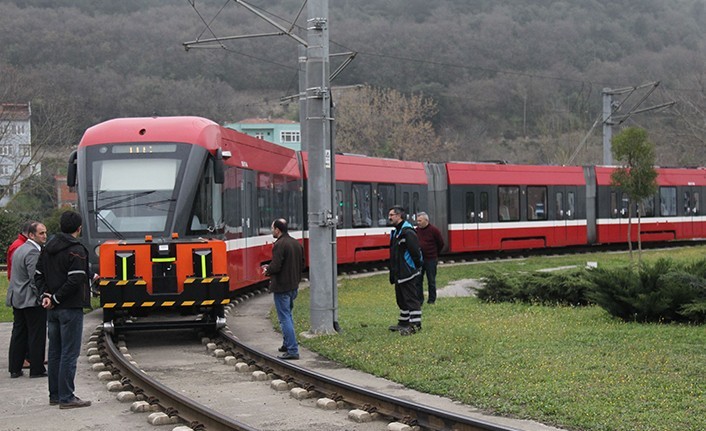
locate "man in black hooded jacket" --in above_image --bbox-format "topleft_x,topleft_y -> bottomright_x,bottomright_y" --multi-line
35,210 -> 92,409
387,205 -> 423,335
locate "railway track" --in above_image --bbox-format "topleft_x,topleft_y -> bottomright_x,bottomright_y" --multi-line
91,290 -> 528,431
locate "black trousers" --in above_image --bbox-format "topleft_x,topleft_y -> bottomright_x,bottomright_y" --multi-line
9,306 -> 47,375
394,277 -> 422,328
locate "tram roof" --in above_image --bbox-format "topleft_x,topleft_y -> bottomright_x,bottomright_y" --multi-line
446,163 -> 586,186
595,166 -> 706,186
300,153 -> 427,184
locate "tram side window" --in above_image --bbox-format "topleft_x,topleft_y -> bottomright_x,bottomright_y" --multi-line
567,191 -> 575,219
412,192 -> 420,219
376,184 -> 395,226
498,186 -> 519,221
257,172 -> 273,234
286,178 -> 302,229
684,191 -> 692,215
610,191 -> 618,218
527,186 -> 547,221
620,195 -> 630,218
336,189 -> 344,228
223,167 -> 244,238
480,192 -> 489,222
189,164 -> 217,234
640,197 -> 655,217
694,192 -> 700,215
660,187 -> 677,216
402,192 -> 410,220
352,183 -> 372,228
273,175 -> 286,224
465,192 -> 475,222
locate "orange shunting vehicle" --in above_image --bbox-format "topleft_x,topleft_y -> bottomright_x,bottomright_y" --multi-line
97,235 -> 230,333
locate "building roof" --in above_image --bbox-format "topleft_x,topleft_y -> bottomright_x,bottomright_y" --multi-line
236,117 -> 298,125
0,103 -> 31,121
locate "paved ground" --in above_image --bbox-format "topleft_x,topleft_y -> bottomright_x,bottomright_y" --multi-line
0,279 -> 565,431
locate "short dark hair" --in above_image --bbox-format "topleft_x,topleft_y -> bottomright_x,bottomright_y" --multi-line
27,221 -> 42,236
272,218 -> 288,233
389,205 -> 405,217
20,220 -> 35,235
60,210 -> 82,234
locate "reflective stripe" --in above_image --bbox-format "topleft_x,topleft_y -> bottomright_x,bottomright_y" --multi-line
398,271 -> 420,284
68,270 -> 86,276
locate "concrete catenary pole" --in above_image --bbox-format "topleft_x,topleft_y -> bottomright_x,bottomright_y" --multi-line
305,0 -> 337,334
602,88 -> 613,165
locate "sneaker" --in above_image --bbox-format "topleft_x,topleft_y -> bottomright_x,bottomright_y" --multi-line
278,345 -> 287,352
388,325 -> 403,332
278,353 -> 300,360
59,397 -> 91,409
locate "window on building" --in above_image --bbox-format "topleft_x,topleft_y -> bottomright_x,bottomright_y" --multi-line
280,131 -> 300,143
253,132 -> 265,140
0,145 -> 12,156
19,145 -> 30,157
1,165 -> 12,175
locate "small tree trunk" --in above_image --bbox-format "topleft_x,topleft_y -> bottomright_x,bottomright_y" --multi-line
627,202 -> 634,263
637,202 -> 643,264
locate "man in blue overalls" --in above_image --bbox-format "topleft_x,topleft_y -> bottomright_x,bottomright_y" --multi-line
387,205 -> 423,336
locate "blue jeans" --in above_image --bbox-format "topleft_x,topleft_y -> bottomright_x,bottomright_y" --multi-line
273,290 -> 299,355
47,308 -> 84,403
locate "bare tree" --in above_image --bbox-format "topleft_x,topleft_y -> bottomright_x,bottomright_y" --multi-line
333,85 -> 455,162
1,63 -> 79,205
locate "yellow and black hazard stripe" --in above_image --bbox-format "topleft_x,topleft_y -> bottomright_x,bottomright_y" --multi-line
102,298 -> 231,310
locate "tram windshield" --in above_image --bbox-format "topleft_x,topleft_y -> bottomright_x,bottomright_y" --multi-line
84,143 -> 189,235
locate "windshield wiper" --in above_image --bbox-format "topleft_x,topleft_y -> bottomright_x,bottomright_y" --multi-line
95,190 -> 157,212
92,210 -> 124,240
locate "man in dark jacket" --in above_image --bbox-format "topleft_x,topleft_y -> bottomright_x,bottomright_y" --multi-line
388,205 -> 423,335
263,218 -> 304,360
36,210 -> 92,409
415,212 -> 445,305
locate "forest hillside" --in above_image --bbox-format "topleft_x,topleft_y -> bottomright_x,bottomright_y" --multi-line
1,0 -> 705,165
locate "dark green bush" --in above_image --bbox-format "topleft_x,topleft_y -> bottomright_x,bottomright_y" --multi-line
477,269 -> 593,306
477,259 -> 706,324
587,258 -> 706,323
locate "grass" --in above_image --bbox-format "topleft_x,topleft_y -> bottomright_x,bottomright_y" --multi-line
291,246 -> 706,431
4,247 -> 705,430
0,274 -> 100,321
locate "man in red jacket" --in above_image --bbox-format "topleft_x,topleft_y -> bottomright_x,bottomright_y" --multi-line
415,212 -> 444,304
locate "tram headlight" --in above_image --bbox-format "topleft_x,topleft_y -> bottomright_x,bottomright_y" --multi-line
94,245 -> 101,257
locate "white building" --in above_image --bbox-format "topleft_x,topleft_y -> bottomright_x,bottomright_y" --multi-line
0,103 -> 33,207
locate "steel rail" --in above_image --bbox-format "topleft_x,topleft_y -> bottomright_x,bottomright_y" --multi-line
101,333 -> 258,431
218,330 -> 521,431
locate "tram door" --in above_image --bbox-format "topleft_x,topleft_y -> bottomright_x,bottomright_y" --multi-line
683,187 -> 702,238
463,188 -> 490,250
554,186 -> 578,245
